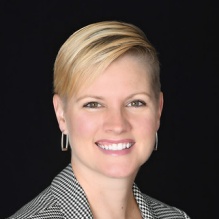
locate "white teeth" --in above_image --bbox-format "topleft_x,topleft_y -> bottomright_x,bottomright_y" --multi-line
97,143 -> 133,151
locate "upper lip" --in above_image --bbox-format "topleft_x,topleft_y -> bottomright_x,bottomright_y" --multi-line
95,139 -> 135,145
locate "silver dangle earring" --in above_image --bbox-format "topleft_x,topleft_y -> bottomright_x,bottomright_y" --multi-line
154,132 -> 158,151
61,133 -> 69,151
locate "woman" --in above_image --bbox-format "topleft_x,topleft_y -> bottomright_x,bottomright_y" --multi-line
8,21 -> 190,218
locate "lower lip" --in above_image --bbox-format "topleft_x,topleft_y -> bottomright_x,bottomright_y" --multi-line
97,145 -> 134,156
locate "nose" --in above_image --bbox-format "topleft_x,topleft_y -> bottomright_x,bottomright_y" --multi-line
103,108 -> 131,134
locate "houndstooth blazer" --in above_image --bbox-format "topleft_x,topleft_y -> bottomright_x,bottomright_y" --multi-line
7,164 -> 190,219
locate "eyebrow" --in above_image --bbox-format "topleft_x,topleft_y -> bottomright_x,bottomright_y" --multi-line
75,92 -> 151,102
75,95 -> 104,102
126,92 -> 152,99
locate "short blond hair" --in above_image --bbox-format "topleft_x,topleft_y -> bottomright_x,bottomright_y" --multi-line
53,20 -> 160,100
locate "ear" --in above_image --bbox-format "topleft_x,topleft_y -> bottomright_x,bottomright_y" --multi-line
53,94 -> 68,134
158,92 -> 164,117
156,92 -> 164,130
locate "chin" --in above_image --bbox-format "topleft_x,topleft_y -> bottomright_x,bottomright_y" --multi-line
101,166 -> 139,179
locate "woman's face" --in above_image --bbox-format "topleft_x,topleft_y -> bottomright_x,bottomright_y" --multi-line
54,54 -> 163,179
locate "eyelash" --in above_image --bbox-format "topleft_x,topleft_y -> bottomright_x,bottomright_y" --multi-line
83,102 -> 102,108
83,100 -> 146,108
127,100 -> 146,107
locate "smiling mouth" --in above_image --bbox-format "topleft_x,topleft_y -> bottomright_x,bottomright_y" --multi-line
96,142 -> 134,151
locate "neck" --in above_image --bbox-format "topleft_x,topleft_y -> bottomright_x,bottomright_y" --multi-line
71,162 -> 142,219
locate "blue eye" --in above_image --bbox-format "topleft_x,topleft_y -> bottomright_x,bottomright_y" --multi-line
83,102 -> 102,108
127,100 -> 146,107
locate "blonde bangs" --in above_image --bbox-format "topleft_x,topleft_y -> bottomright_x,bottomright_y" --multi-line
53,21 -> 160,100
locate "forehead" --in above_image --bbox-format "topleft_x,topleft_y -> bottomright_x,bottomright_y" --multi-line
103,54 -> 149,80
76,54 -> 151,95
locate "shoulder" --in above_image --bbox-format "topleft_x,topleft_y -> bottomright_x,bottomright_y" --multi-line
142,194 -> 190,219
6,186 -> 64,219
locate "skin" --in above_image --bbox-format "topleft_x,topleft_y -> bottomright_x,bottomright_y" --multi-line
53,54 -> 163,218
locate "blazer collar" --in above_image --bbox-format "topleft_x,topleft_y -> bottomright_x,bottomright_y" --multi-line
51,164 -> 154,218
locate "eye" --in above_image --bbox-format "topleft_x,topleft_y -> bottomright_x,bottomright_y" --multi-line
83,102 -> 102,108
127,100 -> 146,107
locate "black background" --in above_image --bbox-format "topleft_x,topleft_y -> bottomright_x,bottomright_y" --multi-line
0,1 -> 218,218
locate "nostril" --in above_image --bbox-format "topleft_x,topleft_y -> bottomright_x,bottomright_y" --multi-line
103,112 -> 131,133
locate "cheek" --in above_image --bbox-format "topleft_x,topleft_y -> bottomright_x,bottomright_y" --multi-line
132,114 -> 157,133
137,121 -> 154,136
68,113 -> 99,138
